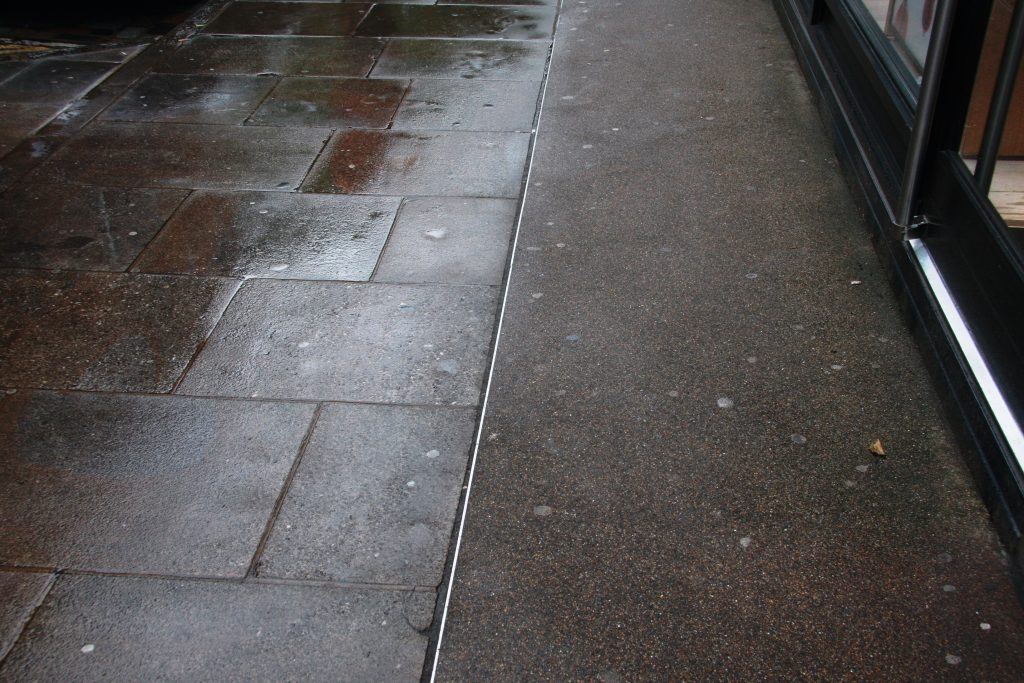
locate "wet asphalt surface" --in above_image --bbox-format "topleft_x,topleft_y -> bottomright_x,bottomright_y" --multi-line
1,0 -> 1023,681
0,0 -> 551,679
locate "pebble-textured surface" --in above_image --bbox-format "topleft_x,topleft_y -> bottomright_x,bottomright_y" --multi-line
433,0 -> 1024,681
0,572 -> 50,658
0,576 -> 433,682
0,390 -> 314,575
259,403 -> 477,585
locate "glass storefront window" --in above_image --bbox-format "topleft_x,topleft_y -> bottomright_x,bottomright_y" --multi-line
857,0 -> 938,83
960,0 -> 1024,238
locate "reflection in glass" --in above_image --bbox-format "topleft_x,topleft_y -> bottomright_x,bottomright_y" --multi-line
960,0 -> 1024,233
860,0 -> 939,81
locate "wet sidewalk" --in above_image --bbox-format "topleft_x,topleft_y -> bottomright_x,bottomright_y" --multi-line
0,1 -> 553,680
432,0 -> 1024,681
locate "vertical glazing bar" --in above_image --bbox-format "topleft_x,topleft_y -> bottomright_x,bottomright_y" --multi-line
974,0 -> 1024,193
896,0 -> 959,229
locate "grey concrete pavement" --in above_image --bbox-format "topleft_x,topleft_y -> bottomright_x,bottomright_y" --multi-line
433,0 -> 1024,680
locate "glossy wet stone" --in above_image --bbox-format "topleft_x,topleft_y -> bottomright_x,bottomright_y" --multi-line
0,572 -> 50,656
355,4 -> 555,41
0,60 -> 115,104
35,122 -> 330,191
0,272 -> 238,392
178,281 -> 498,404
260,403 -> 476,585
0,103 -> 63,143
246,76 -> 408,128
371,39 -> 548,80
155,35 -> 383,77
61,45 -> 147,64
374,197 -> 517,285
0,185 -> 188,271
102,74 -> 277,125
440,0 -> 555,4
133,191 -> 400,280
303,130 -> 531,197
393,79 -> 541,132
0,576 -> 432,681
0,391 -> 313,575
204,1 -> 370,36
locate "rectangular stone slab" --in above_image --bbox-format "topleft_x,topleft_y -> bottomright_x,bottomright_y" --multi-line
246,76 -> 408,128
374,197 -> 517,285
178,280 -> 499,404
133,191 -> 401,280
203,1 -> 371,36
155,35 -> 384,77
34,122 -> 331,191
0,272 -> 238,392
302,129 -> 531,197
259,403 -> 476,585
0,185 -> 188,271
0,391 -> 315,575
355,4 -> 555,41
0,60 -> 116,104
392,79 -> 541,132
371,39 -> 549,80
102,74 -> 278,125
0,576 -> 432,681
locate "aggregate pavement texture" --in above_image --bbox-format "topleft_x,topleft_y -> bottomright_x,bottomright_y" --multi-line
0,0 -> 551,679
432,0 -> 1024,681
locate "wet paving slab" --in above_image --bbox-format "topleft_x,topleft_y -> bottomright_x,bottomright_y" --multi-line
0,272 -> 238,392
371,38 -> 548,80
0,60 -> 117,105
0,576 -> 432,681
132,191 -> 400,280
0,572 -> 50,658
355,4 -> 556,41
0,390 -> 314,575
203,1 -> 370,37
0,103 -> 64,157
439,0 -> 556,4
393,78 -> 541,132
154,34 -> 383,77
259,403 -> 476,585
246,76 -> 408,128
302,129 -> 531,197
374,197 -> 517,285
33,122 -> 331,191
0,185 -> 188,271
177,280 -> 498,404
101,74 -> 278,125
